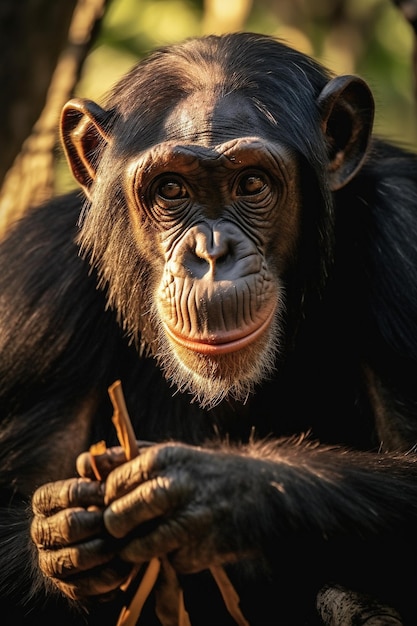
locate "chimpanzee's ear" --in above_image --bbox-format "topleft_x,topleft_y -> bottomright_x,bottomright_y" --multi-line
317,75 -> 374,191
60,98 -> 113,198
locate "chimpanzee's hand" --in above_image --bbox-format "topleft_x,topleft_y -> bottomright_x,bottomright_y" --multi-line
81,442 -> 261,574
30,470 -> 133,601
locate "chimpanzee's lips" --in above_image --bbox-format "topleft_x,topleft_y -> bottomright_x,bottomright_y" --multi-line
164,306 -> 275,355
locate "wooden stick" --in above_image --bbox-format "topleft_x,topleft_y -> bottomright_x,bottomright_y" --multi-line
108,380 -> 138,461
105,380 -> 249,626
115,559 -> 161,626
209,565 -> 250,626
106,380 -> 162,626
89,440 -> 107,480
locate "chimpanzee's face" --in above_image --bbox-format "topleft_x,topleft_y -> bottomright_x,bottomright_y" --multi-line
60,36 -> 374,407
121,106 -> 301,406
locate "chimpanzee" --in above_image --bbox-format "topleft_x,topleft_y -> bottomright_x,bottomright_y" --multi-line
1,31 -> 417,626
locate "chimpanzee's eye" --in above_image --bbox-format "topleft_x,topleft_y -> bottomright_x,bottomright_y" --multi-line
236,172 -> 268,196
157,177 -> 189,201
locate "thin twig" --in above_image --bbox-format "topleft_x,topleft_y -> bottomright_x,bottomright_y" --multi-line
107,380 -> 162,626
94,380 -> 249,626
108,380 -> 138,461
210,564 -> 250,626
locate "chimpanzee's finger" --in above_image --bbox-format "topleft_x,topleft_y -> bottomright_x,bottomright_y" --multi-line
32,478 -> 104,515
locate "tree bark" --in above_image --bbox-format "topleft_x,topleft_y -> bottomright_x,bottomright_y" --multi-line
0,0 -> 110,236
0,0 -> 77,183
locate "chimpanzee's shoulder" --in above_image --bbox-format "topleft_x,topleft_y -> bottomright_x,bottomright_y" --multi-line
0,190 -> 120,396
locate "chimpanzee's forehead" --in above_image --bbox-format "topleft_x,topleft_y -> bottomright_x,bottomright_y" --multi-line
162,90 -> 268,147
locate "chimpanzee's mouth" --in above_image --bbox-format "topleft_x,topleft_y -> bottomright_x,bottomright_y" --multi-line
164,306 -> 276,355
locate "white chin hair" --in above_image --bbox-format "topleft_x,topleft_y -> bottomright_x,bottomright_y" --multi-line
154,316 -> 281,410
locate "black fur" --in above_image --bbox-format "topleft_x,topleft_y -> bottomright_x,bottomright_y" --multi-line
1,33 -> 417,625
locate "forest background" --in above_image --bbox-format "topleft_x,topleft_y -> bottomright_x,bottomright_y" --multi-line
1,0 -> 416,234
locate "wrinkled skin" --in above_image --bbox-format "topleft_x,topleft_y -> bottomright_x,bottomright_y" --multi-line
31,443 -> 263,600
30,436 -> 417,621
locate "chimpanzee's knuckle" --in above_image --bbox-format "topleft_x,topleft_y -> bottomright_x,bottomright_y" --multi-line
120,530 -> 180,563
31,482 -> 58,515
30,516 -> 48,546
54,562 -> 130,601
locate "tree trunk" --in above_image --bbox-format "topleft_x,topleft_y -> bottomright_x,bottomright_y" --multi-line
0,0 -> 110,236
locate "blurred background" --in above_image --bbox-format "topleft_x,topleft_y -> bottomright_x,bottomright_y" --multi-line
1,0 -> 417,232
